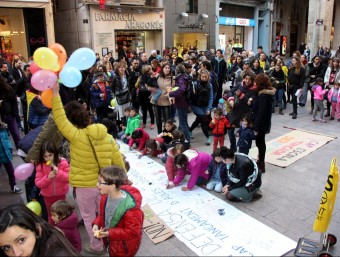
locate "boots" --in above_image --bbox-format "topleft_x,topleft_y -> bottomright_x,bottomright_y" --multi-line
324,110 -> 330,117
257,161 -> 265,173
279,109 -> 284,115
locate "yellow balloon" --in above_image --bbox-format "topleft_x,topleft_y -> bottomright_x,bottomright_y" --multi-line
110,98 -> 116,107
33,47 -> 60,72
26,200 -> 42,216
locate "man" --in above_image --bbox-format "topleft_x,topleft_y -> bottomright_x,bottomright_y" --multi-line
0,62 -> 15,87
255,46 -> 264,59
232,39 -> 243,53
268,49 -> 278,64
148,50 -> 157,64
139,52 -> 149,68
118,46 -> 129,65
11,59 -> 24,81
220,146 -> 262,202
259,53 -> 270,73
128,58 -> 141,109
188,55 -> 199,73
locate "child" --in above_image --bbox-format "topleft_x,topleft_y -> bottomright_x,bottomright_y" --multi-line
0,118 -> 23,194
312,77 -> 329,123
35,141 -> 70,224
218,89 -> 231,116
165,144 -> 185,189
139,138 -> 165,158
236,116 -> 256,155
168,130 -> 190,150
101,118 -> 119,139
209,108 -> 230,152
122,108 -> 141,143
327,81 -> 340,121
206,149 -> 226,193
117,106 -> 131,139
92,165 -> 143,257
128,128 -> 150,151
157,120 -> 177,149
50,200 -> 82,252
147,76 -> 162,103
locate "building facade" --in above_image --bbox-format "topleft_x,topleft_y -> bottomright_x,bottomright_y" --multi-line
0,0 -> 55,59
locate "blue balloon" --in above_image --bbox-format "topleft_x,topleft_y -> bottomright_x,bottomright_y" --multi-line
59,66 -> 82,88
67,48 -> 96,70
219,98 -> 225,104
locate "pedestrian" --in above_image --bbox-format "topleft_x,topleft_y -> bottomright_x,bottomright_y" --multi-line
206,149 -> 226,193
209,108 -> 230,152
327,81 -> 340,121
34,141 -> 69,224
312,77 -> 329,122
50,200 -> 82,252
236,115 -> 255,155
93,165 -> 143,257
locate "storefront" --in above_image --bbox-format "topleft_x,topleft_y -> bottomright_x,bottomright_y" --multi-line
0,0 -> 54,60
218,16 -> 255,52
90,6 -> 164,59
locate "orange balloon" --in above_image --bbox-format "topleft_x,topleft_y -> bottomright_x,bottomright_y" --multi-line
49,43 -> 67,72
41,89 -> 53,108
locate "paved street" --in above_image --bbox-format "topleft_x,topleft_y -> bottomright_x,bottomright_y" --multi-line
1,97 -> 340,256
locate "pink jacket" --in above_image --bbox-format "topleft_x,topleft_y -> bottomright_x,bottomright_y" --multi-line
173,149 -> 211,190
128,128 -> 150,150
35,158 -> 69,197
328,87 -> 340,103
312,85 -> 327,100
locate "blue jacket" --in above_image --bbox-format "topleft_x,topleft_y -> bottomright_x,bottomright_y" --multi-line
90,81 -> 113,108
237,127 -> 256,149
28,96 -> 50,129
0,128 -> 12,164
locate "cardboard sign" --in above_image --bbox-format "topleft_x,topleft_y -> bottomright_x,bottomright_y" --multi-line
142,204 -> 174,244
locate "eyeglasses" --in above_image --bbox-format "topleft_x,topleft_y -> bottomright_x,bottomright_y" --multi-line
97,180 -> 108,185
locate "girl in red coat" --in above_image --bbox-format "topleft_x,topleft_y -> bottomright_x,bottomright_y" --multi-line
35,141 -> 69,223
93,165 -> 144,257
128,128 -> 150,151
50,200 -> 82,252
209,108 -> 230,152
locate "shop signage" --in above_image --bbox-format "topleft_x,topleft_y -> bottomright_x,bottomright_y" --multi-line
126,21 -> 163,29
178,23 -> 205,29
219,17 -> 255,27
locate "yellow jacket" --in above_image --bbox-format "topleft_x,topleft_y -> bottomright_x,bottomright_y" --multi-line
52,96 -> 125,188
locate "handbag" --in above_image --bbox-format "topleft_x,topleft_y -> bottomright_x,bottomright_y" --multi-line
115,89 -> 131,105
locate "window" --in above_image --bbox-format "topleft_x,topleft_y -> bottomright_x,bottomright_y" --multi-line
185,0 -> 198,14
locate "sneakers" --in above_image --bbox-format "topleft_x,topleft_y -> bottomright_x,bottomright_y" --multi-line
320,119 -> 327,123
330,116 -> 334,120
312,118 -> 317,121
150,124 -> 155,129
140,123 -> 146,129
11,186 -> 23,194
189,131 -> 194,139
84,245 -> 106,255
206,137 -> 211,146
157,153 -> 166,159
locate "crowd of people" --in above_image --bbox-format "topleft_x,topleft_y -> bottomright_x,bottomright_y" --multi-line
1,42 -> 339,256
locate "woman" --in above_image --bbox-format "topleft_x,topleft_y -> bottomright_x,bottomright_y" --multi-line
170,149 -> 211,191
137,65 -> 155,129
98,54 -> 113,72
269,64 -> 286,115
220,147 -> 261,202
168,64 -> 191,143
251,59 -> 264,75
189,70 -> 213,145
324,57 -> 340,118
0,204 -> 81,257
0,76 -> 21,149
212,49 -> 227,106
111,61 -> 131,122
151,63 -> 173,134
253,73 -> 276,173
287,57 -> 305,119
27,87 -> 51,130
227,56 -> 242,87
227,71 -> 257,152
201,60 -> 218,102
52,83 -> 125,255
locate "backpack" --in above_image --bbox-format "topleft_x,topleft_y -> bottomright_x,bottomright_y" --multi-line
188,80 -> 211,107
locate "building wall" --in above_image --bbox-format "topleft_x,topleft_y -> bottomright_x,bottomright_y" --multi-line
334,0 -> 340,50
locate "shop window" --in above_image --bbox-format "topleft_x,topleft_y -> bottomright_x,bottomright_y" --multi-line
115,31 -> 145,58
185,0 -> 198,14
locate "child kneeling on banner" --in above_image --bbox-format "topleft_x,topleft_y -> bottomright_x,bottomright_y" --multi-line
205,149 -> 226,193
138,138 -> 166,159
171,149 -> 211,191
220,146 -> 262,202
128,128 -> 150,151
92,165 -> 143,257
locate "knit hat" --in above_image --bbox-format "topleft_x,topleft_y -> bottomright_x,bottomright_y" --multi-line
151,50 -> 157,55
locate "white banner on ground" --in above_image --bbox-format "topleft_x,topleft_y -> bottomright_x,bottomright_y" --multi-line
119,143 -> 296,256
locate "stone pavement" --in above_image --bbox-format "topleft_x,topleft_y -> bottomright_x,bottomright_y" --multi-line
1,98 -> 340,256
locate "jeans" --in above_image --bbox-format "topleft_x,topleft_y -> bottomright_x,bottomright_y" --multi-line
255,131 -> 266,162
0,162 -> 16,189
206,180 -> 223,192
299,82 -> 309,105
1,115 -> 21,149
176,108 -> 191,143
153,105 -> 171,134
228,127 -> 237,152
276,88 -> 284,109
76,188 -> 103,251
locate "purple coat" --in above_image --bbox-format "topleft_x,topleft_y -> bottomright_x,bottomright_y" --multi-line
173,150 -> 212,189
169,73 -> 190,109
53,211 -> 82,252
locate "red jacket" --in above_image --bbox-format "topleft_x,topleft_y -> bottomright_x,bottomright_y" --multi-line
142,137 -> 164,156
165,147 -> 176,182
53,211 -> 82,252
128,128 -> 150,150
35,158 -> 69,197
209,116 -> 230,136
92,185 -> 144,257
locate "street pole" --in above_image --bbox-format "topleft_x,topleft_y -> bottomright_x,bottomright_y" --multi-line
311,0 -> 320,58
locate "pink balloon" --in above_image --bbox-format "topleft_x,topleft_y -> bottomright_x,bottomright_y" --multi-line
30,62 -> 41,74
31,70 -> 58,91
14,163 -> 34,181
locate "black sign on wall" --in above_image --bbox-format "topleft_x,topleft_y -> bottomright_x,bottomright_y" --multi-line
23,8 -> 47,57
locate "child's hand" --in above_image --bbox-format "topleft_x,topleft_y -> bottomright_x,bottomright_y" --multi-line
122,126 -> 126,130
236,133 -> 239,137
204,170 -> 209,175
181,186 -> 190,191
129,147 -> 133,151
169,97 -> 175,104
138,154 -> 143,159
48,171 -> 57,179
211,120 -> 215,125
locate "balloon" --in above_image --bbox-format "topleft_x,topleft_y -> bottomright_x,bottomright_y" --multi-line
41,89 -> 53,108
26,200 -> 42,216
67,48 -> 96,70
31,70 -> 58,91
110,98 -> 116,107
49,43 -> 67,72
14,163 -> 34,181
219,98 -> 225,104
33,47 -> 60,72
30,62 -> 41,74
59,66 -> 82,88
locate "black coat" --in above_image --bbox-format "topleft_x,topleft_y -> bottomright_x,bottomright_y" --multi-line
253,90 -> 274,134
